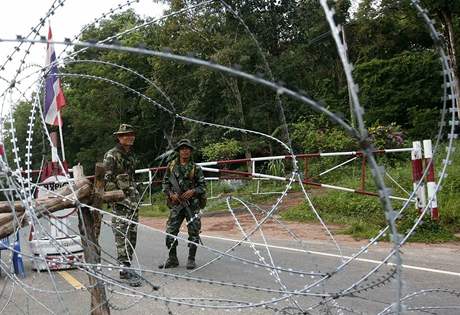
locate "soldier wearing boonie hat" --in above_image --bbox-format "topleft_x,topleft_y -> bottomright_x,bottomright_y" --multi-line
159,139 -> 206,270
103,124 -> 158,289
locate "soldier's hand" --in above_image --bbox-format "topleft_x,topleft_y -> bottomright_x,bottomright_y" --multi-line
170,193 -> 180,204
181,189 -> 195,200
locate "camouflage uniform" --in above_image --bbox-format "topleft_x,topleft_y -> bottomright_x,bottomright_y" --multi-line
160,139 -> 206,269
103,141 -> 139,266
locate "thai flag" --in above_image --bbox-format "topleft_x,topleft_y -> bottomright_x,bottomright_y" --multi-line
44,25 -> 66,126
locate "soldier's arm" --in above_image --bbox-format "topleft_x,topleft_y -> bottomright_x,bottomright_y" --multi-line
103,152 -> 117,191
193,165 -> 206,195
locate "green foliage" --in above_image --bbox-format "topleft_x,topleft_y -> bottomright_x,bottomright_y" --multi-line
342,221 -> 382,240
202,139 -> 244,161
7,1 -> 458,177
267,159 -> 285,177
397,211 -> 456,242
420,0 -> 460,16
354,51 -> 443,136
368,122 -> 405,149
281,202 -> 316,222
281,191 -> 386,226
435,142 -> 460,231
291,116 -> 356,153
281,189 -> 457,242
351,1 -> 432,61
4,100 -> 44,169
139,203 -> 170,218
407,107 -> 440,140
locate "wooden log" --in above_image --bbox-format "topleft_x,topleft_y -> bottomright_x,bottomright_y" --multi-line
0,179 -> 92,239
0,178 -> 90,214
0,181 -> 124,214
0,214 -> 28,240
0,213 -> 14,227
75,164 -> 111,315
101,191 -> 125,203
0,202 -> 25,214
0,168 -> 124,239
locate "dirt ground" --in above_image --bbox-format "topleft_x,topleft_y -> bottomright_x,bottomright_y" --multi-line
141,214 -> 460,251
140,191 -> 460,250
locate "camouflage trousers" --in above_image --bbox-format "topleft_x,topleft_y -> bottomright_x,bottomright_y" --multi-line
165,206 -> 201,249
112,203 -> 139,265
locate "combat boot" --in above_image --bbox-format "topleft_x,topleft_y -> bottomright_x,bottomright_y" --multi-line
158,247 -> 179,269
186,245 -> 197,270
119,262 -> 131,279
126,270 -> 143,287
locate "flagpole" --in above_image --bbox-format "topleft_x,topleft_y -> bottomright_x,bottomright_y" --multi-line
57,111 -> 66,162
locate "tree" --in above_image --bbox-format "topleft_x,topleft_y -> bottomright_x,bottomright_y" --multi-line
354,51 -> 443,138
4,99 -> 44,170
63,10 -> 170,170
421,0 -> 460,117
24,0 -> 451,174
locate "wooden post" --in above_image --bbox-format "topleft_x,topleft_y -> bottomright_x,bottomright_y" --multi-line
92,163 -> 105,240
303,157 -> 309,181
73,164 -> 111,315
360,155 -> 367,191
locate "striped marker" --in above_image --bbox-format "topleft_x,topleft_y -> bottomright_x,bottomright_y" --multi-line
423,140 -> 439,220
411,141 -> 426,214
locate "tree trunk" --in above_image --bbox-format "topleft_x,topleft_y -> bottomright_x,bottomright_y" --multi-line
223,76 -> 253,173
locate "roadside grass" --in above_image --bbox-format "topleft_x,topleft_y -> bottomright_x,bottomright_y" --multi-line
281,192 -> 388,240
281,141 -> 460,243
139,190 -> 169,217
139,180 -> 281,217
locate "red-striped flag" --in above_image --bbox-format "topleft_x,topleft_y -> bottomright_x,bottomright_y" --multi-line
44,25 -> 66,126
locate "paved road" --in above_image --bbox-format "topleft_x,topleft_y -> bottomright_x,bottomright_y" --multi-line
0,214 -> 459,314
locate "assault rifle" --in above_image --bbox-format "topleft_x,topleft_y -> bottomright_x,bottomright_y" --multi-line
168,172 -> 195,221
167,168 -> 203,246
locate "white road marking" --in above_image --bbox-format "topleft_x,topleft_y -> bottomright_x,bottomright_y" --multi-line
201,234 -> 460,277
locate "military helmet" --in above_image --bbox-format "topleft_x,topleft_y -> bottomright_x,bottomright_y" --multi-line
175,139 -> 195,151
113,124 -> 135,135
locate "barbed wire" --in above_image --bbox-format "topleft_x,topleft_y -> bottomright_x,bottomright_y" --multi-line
0,0 -> 458,314
0,164 -> 400,312
0,160 -> 452,314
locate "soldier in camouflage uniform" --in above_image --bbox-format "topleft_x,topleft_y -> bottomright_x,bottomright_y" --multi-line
103,124 -> 144,286
159,139 -> 206,270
